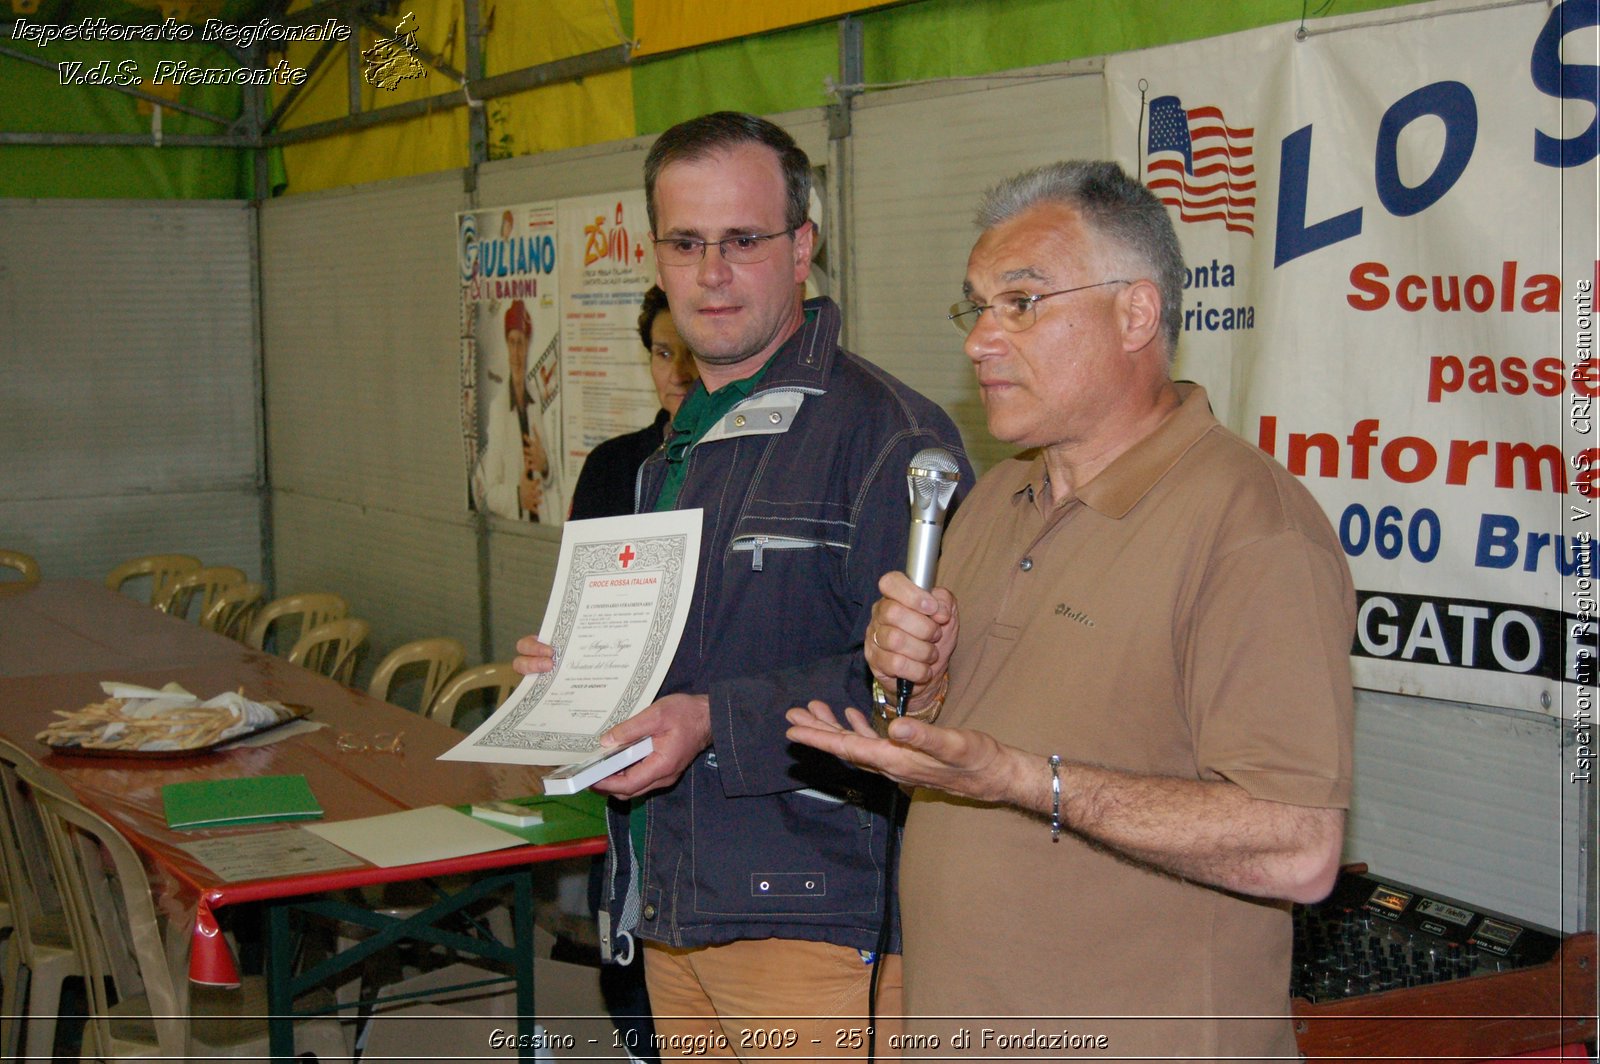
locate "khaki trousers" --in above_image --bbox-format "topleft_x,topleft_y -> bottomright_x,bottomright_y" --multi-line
641,938 -> 902,1060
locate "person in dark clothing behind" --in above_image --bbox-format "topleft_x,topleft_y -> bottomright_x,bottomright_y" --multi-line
569,286 -> 698,520
568,285 -> 696,1062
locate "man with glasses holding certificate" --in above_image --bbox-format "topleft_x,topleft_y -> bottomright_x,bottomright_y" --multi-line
787,161 -> 1356,1060
516,112 -> 968,1056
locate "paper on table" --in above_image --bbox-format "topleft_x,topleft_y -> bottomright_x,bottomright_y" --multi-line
177,827 -> 365,882
102,682 -> 286,729
303,806 -> 527,868
101,681 -> 200,715
439,510 -> 701,766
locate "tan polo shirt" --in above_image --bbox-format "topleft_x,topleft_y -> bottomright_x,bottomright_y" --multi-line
898,384 -> 1355,1061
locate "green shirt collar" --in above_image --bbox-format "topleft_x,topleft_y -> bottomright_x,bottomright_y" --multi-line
654,307 -> 816,512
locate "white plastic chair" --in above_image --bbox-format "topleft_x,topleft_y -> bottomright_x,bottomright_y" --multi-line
199,580 -> 264,642
245,592 -> 347,657
288,617 -> 371,685
0,549 -> 40,584
427,662 -> 520,729
367,637 -> 466,715
0,737 -> 81,1061
17,757 -> 348,1061
157,565 -> 246,622
104,553 -> 200,606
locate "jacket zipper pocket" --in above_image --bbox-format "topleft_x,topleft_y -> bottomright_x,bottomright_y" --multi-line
794,787 -> 845,803
730,534 -> 833,572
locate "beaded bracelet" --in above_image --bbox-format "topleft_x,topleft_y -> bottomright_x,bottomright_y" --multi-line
1048,754 -> 1063,842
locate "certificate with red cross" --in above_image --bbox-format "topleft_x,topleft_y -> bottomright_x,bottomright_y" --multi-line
440,509 -> 702,766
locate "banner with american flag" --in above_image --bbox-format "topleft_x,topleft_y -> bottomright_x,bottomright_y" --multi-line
1144,95 -> 1256,235
1104,1 -> 1597,713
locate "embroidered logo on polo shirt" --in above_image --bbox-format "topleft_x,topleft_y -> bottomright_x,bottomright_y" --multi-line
1054,603 -> 1096,628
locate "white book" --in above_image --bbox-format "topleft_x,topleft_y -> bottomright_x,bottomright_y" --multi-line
469,801 -> 546,828
541,737 -> 653,795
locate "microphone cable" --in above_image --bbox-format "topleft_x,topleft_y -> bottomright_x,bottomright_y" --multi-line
869,445 -> 959,1061
866,776 -> 907,1064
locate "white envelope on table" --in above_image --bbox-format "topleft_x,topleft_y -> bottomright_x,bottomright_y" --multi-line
304,806 -> 525,868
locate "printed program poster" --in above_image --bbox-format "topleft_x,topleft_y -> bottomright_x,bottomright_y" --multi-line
558,192 -> 659,492
459,202 -> 566,524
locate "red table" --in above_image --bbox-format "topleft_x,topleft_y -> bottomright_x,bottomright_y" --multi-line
0,580 -> 604,1060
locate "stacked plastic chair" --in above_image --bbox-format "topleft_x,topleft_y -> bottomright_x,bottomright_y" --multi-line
367,638 -> 466,714
104,553 -> 200,606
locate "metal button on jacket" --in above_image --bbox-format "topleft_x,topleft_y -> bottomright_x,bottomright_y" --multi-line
642,903 -> 657,920
1019,557 -> 1034,571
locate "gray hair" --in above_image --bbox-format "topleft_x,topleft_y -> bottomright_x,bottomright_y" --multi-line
977,161 -> 1184,354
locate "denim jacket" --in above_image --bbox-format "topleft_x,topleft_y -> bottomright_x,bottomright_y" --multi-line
599,297 -> 971,960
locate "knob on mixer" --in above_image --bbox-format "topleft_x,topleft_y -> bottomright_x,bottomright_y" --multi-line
1291,869 -> 1563,1004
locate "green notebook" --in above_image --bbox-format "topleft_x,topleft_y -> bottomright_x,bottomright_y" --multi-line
162,774 -> 323,830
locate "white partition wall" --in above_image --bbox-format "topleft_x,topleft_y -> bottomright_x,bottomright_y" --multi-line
259,171 -> 480,663
0,200 -> 262,585
1344,691 -> 1584,932
846,60 -> 1107,473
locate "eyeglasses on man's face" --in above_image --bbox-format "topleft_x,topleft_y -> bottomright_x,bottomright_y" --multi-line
948,279 -> 1131,336
653,228 -> 796,267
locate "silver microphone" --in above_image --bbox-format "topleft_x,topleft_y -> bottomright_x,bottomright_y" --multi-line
894,448 -> 961,716
904,448 -> 961,589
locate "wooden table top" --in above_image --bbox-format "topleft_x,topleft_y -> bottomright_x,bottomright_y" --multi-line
0,578 -> 252,677
0,580 -> 602,909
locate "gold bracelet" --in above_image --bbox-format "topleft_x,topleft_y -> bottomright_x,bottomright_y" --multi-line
910,671 -> 950,720
869,672 -> 949,721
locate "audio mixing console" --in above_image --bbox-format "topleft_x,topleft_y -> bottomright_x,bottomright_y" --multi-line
1291,868 -> 1595,1062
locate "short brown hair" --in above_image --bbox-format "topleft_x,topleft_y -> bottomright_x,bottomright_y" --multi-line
644,111 -> 810,235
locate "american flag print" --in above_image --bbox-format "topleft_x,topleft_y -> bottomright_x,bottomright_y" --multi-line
1145,95 -> 1256,236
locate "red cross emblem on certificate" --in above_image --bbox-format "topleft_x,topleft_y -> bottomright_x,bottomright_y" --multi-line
618,544 -> 636,569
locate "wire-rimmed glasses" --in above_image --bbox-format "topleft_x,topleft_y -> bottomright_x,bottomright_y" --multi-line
335,731 -> 405,754
948,280 -> 1130,335
653,229 -> 796,267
